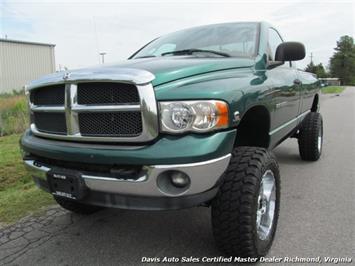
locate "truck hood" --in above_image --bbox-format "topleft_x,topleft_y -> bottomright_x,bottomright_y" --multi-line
115,56 -> 254,86
28,56 -> 255,89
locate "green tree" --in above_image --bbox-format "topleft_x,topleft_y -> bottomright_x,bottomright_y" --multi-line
329,35 -> 355,85
305,62 -> 328,78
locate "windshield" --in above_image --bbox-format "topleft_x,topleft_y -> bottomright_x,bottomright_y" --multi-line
131,22 -> 259,59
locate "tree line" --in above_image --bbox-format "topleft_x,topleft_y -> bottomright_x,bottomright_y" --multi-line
305,35 -> 355,85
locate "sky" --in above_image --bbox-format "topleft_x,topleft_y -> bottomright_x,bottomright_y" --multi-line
0,0 -> 354,70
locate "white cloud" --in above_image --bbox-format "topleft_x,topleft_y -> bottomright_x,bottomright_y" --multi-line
1,0 -> 354,69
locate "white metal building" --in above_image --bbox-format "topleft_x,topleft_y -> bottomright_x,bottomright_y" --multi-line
318,77 -> 341,86
0,38 -> 55,93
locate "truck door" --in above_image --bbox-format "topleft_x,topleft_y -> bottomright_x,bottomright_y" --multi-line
297,70 -> 318,115
267,28 -> 302,140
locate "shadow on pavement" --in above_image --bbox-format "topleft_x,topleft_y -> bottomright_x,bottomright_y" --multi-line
0,204 -> 222,265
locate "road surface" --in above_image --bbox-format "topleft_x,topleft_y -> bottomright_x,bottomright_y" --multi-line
1,88 -> 354,265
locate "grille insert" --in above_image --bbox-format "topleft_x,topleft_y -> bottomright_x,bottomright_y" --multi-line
79,112 -> 142,137
30,85 -> 65,105
77,82 -> 140,105
34,113 -> 67,135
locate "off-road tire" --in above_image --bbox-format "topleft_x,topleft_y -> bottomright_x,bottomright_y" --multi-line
211,146 -> 280,258
54,196 -> 103,214
298,112 -> 323,161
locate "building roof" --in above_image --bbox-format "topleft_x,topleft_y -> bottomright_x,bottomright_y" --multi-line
319,78 -> 340,80
0,38 -> 55,47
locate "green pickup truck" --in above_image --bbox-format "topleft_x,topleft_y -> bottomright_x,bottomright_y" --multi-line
21,22 -> 322,258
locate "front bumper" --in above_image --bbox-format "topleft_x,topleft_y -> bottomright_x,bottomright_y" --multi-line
21,129 -> 235,209
21,129 -> 236,165
24,154 -> 230,197
24,155 -> 230,210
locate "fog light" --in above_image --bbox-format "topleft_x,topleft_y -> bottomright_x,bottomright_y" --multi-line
157,170 -> 191,195
170,171 -> 190,188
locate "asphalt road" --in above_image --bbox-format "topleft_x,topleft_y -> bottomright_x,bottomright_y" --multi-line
1,88 -> 354,266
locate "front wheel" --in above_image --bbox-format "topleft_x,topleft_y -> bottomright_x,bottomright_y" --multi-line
211,147 -> 280,258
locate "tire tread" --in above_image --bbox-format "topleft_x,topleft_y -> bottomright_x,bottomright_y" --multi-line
298,112 -> 323,161
212,146 -> 280,258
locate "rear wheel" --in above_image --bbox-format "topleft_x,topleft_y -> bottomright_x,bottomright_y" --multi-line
298,112 -> 323,161
211,146 -> 280,258
54,196 -> 103,215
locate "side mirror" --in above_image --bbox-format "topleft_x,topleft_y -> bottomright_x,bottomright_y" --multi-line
275,42 -> 305,61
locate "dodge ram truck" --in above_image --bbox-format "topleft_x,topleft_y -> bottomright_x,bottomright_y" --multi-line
21,22 -> 322,258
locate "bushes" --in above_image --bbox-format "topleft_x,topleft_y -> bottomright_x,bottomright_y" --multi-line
0,92 -> 29,136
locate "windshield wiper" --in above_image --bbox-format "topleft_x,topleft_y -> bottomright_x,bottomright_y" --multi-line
134,55 -> 157,59
161,49 -> 230,57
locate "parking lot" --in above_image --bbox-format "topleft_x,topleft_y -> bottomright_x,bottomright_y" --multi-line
0,88 -> 354,265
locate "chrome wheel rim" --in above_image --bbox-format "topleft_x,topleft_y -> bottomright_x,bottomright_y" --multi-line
256,170 -> 276,240
318,129 -> 322,153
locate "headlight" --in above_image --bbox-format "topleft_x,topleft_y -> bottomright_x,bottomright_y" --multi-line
24,85 -> 33,125
160,100 -> 229,133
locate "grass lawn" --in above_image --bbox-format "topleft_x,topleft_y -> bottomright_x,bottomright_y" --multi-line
0,94 -> 29,136
321,86 -> 345,94
0,134 -> 54,225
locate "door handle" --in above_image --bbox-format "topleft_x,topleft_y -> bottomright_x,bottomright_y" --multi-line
294,79 -> 302,85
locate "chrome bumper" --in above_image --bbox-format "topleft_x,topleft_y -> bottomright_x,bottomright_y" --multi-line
24,154 -> 231,197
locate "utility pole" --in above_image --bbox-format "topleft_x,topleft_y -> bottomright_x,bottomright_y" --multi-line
99,52 -> 106,64
310,52 -> 313,63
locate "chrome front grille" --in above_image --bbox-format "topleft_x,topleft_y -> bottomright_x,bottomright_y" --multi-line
28,80 -> 158,143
